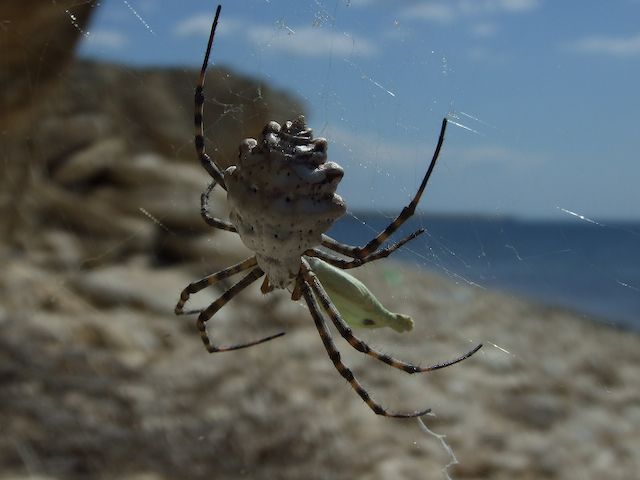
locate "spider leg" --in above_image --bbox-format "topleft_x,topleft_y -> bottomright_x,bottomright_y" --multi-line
195,5 -> 227,190
314,228 -> 425,269
197,266 -> 285,352
260,275 -> 274,294
324,118 -> 448,259
201,181 -> 237,232
320,234 -> 362,258
298,271 -> 430,418
302,263 -> 482,373
175,256 -> 257,315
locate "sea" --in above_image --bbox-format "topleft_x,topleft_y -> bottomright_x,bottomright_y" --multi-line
328,213 -> 640,331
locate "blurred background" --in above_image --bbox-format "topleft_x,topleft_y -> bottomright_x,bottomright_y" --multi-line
1,1 -> 639,479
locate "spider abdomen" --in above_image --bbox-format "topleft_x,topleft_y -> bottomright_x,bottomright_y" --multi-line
225,117 -> 346,288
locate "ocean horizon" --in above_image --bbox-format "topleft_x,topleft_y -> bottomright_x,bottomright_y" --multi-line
328,212 -> 640,331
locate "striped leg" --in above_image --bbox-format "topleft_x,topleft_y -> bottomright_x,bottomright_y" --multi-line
175,256 -> 257,315
320,234 -> 360,258
323,118 -> 448,259
298,274 -> 430,418
314,228 -> 425,269
197,267 -> 285,352
302,262 -> 482,373
201,181 -> 237,232
195,5 -> 226,190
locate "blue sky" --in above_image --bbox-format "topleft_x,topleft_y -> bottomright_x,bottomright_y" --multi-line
77,0 -> 640,219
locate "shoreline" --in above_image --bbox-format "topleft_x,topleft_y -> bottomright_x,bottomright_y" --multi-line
1,251 -> 639,479
330,213 -> 640,331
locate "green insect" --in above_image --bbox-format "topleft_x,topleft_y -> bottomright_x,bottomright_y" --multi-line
306,257 -> 413,333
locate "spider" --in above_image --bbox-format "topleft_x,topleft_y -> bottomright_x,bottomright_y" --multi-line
175,5 -> 482,418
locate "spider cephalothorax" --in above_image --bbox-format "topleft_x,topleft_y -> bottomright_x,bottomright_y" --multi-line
225,116 -> 346,288
175,5 -> 481,418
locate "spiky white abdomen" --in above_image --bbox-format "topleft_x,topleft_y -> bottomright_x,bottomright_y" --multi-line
225,117 -> 346,288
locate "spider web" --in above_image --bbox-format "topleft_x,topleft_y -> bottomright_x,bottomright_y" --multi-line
4,1 -> 639,479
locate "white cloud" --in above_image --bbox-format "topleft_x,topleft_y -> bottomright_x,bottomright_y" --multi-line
174,13 -> 242,37
400,0 -> 540,24
174,15 -> 375,58
325,124 -> 543,171
458,0 -> 540,15
493,0 -> 539,12
470,22 -> 498,38
352,0 -> 539,11
345,0 -> 376,6
401,4 -> 456,24
565,32 -> 640,57
84,30 -> 128,49
326,126 -> 428,168
449,144 -> 544,168
248,26 -> 376,58
467,45 -> 509,63
174,14 -> 211,37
